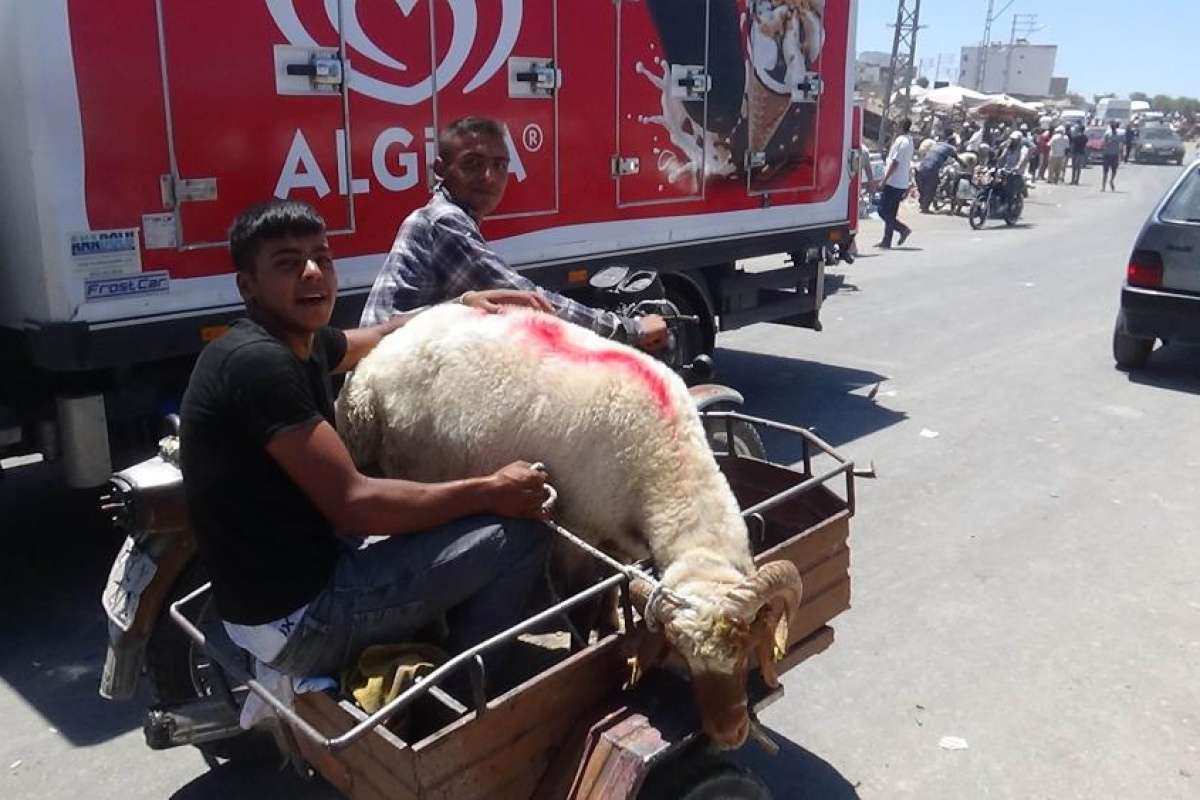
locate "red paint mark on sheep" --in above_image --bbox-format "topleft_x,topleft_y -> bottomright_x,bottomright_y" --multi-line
518,315 -> 674,417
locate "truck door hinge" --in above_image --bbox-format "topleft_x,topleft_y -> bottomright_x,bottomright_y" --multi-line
611,156 -> 640,177
509,58 -> 562,98
791,72 -> 823,103
160,175 -> 217,210
670,65 -> 711,101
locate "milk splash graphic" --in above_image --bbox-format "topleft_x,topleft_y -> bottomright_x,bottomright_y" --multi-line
634,58 -> 735,192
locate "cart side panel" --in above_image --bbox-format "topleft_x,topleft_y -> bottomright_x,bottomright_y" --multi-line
292,693 -> 419,800
413,633 -> 627,791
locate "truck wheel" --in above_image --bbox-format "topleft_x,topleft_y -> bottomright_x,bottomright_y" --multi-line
639,753 -> 772,800
145,562 -> 276,765
1112,324 -> 1153,370
663,281 -> 715,377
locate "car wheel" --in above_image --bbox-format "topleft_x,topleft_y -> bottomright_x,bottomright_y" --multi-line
1112,324 -> 1153,370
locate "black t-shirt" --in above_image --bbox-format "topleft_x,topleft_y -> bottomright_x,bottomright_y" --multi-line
180,319 -> 348,625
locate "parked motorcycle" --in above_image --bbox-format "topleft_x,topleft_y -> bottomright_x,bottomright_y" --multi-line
968,167 -> 1024,229
930,161 -> 975,217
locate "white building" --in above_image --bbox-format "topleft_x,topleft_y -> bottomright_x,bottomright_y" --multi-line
959,43 -> 1057,98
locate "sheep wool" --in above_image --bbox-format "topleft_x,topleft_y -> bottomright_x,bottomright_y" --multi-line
337,305 -> 755,636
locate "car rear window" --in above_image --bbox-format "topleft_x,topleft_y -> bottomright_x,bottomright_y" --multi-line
1161,168 -> 1200,223
1141,128 -> 1174,141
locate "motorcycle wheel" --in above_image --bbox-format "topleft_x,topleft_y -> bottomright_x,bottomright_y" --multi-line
703,406 -> 768,461
968,193 -> 989,229
145,562 -> 277,766
1005,194 -> 1024,226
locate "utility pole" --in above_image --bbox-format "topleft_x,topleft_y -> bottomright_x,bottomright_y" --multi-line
975,0 -> 1016,92
1003,13 -> 1040,94
878,0 -> 923,146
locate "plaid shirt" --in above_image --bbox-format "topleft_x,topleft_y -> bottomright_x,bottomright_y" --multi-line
360,188 -> 621,337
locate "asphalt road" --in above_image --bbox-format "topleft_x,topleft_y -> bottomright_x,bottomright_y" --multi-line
2,158 -> 1196,799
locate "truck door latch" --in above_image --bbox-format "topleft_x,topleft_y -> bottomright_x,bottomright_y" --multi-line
791,72 -> 823,103
509,58 -> 562,97
285,55 -> 344,90
671,65 -> 711,101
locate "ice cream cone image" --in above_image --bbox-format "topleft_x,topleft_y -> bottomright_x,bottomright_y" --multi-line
748,69 -> 791,157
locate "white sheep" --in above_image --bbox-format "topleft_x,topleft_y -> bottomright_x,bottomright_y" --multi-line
336,304 -> 801,748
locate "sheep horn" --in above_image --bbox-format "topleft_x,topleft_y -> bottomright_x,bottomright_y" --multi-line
722,561 -> 803,623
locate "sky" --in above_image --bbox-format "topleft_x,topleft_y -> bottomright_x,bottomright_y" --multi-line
855,0 -> 1200,99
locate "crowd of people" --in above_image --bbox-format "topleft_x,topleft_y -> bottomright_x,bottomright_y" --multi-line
867,116 -> 1134,249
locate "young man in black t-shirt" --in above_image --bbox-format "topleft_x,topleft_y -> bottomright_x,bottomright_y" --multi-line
181,200 -> 554,679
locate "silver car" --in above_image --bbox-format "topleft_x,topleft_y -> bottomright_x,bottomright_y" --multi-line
1113,159 -> 1200,368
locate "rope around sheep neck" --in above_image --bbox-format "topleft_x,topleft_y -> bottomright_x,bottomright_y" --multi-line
535,470 -> 692,626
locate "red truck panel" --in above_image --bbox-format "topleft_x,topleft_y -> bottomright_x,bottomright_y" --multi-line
67,0 -> 850,283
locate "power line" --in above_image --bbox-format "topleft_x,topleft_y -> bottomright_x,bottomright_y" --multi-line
975,0 -> 1017,90
879,0 -> 923,145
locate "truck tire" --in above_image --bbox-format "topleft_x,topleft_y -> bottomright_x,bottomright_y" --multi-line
638,753 -> 772,800
1112,325 -> 1153,370
145,562 -> 276,765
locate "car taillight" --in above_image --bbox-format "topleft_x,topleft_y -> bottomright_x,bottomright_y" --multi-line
1127,250 -> 1164,288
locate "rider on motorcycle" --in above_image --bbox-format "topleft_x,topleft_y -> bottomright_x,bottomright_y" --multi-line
993,131 -> 1029,203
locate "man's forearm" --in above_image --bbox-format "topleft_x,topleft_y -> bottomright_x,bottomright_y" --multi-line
343,474 -> 498,536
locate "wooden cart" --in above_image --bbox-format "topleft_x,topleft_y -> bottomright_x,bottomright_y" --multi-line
170,412 -> 856,800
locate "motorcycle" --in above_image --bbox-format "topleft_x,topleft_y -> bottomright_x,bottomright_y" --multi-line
968,167 -> 1024,229
930,161 -> 975,217
96,269 -> 762,765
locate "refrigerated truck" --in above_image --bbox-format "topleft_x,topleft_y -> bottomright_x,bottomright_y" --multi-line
0,0 -> 860,486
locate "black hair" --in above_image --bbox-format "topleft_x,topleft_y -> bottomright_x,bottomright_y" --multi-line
228,200 -> 325,273
899,118 -> 913,133
437,116 -> 506,161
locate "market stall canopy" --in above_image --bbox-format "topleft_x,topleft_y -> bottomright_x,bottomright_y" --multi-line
890,83 -> 929,105
970,93 -> 1040,120
922,85 -> 989,109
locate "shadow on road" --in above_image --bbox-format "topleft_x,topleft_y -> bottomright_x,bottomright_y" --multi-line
715,347 -> 907,462
730,729 -> 862,799
169,761 -> 338,800
1126,344 -> 1200,394
0,462 -> 142,746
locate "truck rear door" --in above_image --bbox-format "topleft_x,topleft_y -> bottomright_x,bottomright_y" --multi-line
155,2 -> 365,249
613,0 -> 713,207
432,0 -> 560,220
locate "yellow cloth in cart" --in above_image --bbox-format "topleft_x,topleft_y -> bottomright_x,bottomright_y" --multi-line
342,643 -> 448,714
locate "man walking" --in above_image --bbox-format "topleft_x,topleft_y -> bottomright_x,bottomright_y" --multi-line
1047,126 -> 1069,184
876,118 -> 914,249
1123,124 -> 1138,163
1101,121 -> 1122,191
1069,125 -> 1088,185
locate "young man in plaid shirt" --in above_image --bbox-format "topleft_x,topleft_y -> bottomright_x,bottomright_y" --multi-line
361,117 -> 668,351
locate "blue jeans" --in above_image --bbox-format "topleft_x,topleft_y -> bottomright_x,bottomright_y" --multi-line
268,515 -> 549,678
